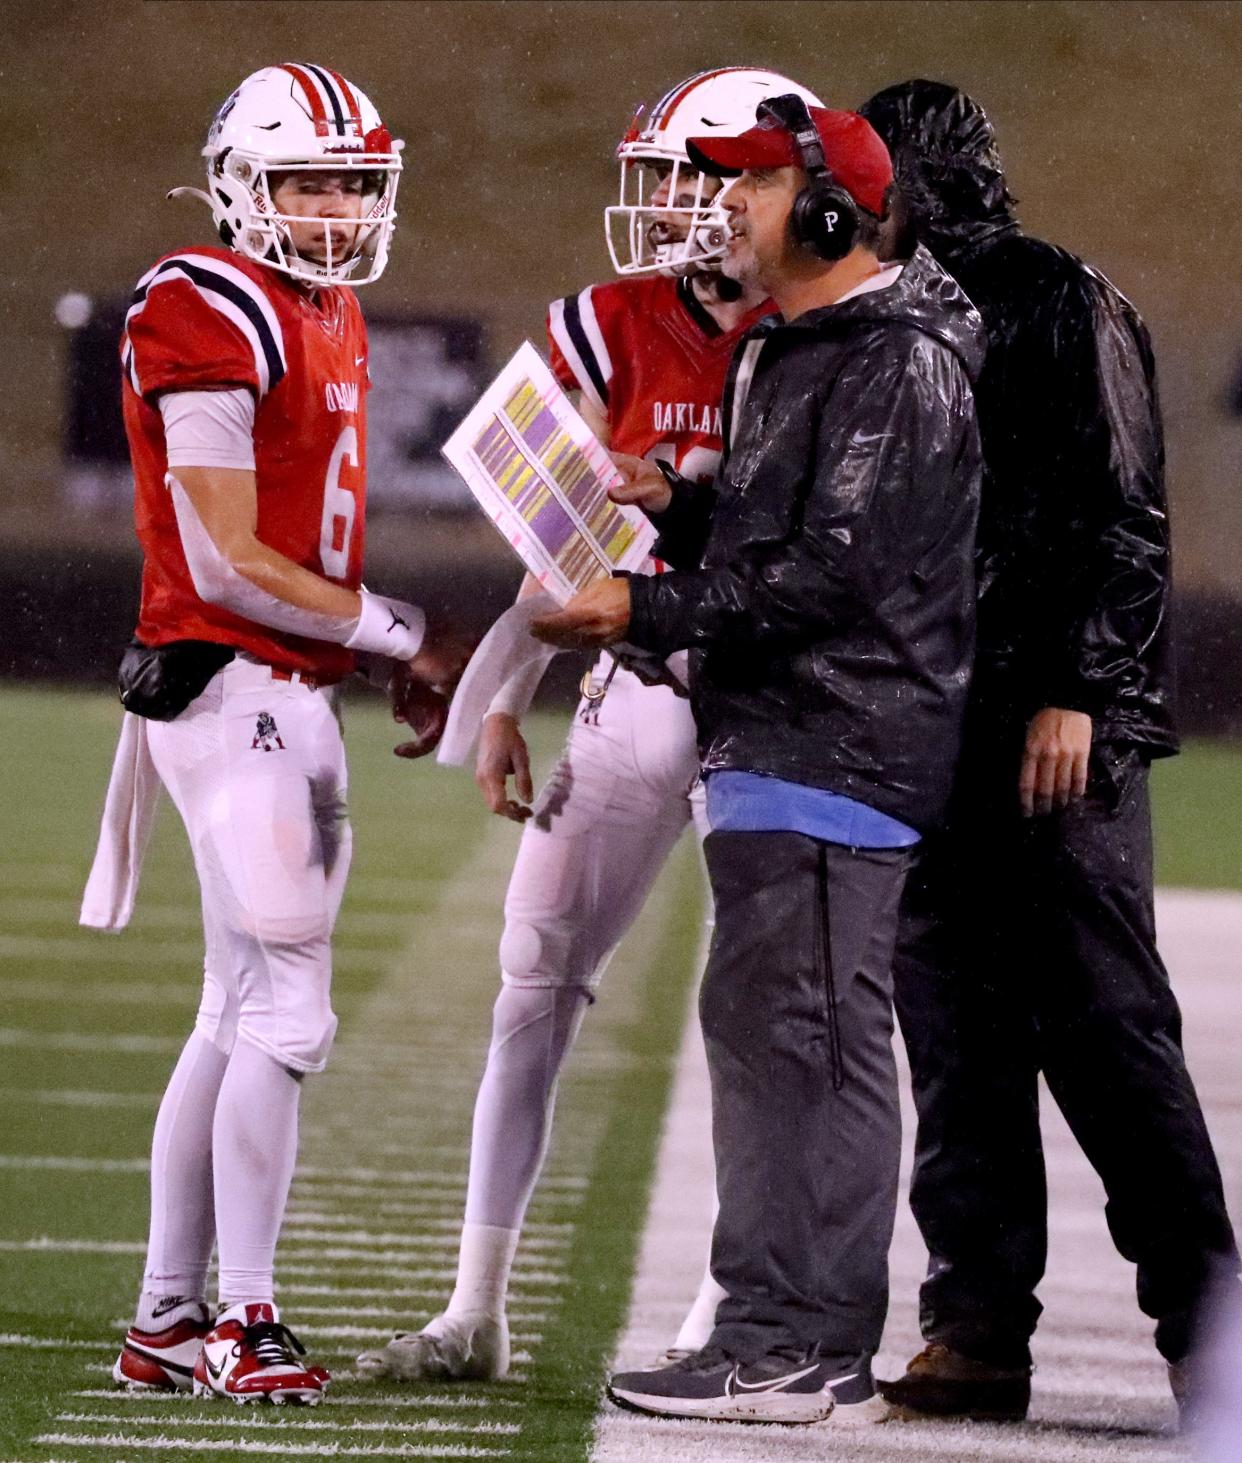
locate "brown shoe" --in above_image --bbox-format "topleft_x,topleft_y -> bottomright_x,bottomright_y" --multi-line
878,1342 -> 1031,1421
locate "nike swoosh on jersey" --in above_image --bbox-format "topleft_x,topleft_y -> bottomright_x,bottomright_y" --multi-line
727,1360 -> 822,1394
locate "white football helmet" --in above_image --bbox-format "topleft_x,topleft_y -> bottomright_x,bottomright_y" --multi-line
606,67 -> 822,277
175,63 -> 403,287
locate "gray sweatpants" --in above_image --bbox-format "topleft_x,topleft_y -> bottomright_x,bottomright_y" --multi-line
701,829 -> 911,1361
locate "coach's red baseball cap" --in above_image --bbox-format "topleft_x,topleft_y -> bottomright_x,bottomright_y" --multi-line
687,106 -> 893,217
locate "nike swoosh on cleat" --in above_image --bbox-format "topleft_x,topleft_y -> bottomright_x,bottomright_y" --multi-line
126,1343 -> 192,1377
204,1354 -> 227,1382
728,1360 -> 822,1394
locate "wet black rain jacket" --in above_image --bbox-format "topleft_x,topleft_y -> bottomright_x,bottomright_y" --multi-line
860,81 -> 1178,754
627,246 -> 986,834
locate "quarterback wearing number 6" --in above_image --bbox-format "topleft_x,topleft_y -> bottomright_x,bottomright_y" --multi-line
93,64 -> 465,1406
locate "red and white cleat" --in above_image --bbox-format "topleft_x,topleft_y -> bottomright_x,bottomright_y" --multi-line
113,1310 -> 211,1393
192,1302 -> 328,1405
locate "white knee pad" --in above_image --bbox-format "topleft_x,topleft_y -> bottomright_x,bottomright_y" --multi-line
498,919 -> 608,996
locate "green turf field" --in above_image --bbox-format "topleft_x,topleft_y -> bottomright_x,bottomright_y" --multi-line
0,685 -> 1236,1462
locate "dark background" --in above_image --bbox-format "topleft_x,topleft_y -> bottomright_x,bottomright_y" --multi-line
4,0 -> 1240,724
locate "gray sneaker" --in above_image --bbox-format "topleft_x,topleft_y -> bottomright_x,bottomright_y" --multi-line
356,1312 -> 509,1382
607,1343 -> 888,1424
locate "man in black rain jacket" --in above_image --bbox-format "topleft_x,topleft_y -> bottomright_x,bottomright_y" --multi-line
859,79 -> 1238,1428
534,100 -> 984,1424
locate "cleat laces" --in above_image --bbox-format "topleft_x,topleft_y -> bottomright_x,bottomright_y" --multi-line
249,1320 -> 307,1368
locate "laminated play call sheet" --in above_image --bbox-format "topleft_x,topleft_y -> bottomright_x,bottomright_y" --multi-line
441,341 -> 655,603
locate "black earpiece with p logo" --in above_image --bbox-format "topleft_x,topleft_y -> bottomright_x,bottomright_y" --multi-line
756,94 -> 859,261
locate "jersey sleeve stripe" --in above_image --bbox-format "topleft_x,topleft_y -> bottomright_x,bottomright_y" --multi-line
557,290 -> 611,414
548,297 -> 607,416
127,259 -> 286,396
129,255 -> 287,369
575,287 -> 614,388
121,342 -> 141,395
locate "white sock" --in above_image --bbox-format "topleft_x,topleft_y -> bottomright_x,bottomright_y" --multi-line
212,1038 -> 301,1307
138,1028 -> 229,1326
443,1223 -> 521,1320
673,1262 -> 729,1352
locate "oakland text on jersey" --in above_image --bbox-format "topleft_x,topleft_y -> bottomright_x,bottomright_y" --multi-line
652,401 -> 724,437
324,381 -> 361,413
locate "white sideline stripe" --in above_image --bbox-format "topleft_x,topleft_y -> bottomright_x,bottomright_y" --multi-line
55,1413 -> 521,1436
68,1388 -> 519,1409
0,1334 -> 112,1349
590,891 -> 1236,1463
36,1437 -> 509,1459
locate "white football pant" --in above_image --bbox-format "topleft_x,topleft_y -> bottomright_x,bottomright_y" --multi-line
498,663 -> 707,997
146,656 -> 349,1073
464,663 -> 708,1236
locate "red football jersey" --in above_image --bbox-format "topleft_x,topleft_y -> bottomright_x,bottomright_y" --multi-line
547,273 -> 772,488
123,245 -> 369,680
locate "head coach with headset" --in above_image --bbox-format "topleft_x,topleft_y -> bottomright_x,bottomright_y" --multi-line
534,98 -> 986,1424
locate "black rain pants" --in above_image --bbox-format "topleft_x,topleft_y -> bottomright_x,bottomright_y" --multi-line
894,741 -> 1238,1368
700,829 -> 911,1361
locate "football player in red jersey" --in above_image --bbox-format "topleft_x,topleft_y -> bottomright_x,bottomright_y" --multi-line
96,64 -> 464,1405
357,68 -> 822,1385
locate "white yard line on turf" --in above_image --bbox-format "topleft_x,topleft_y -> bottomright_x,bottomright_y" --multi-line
0,934 -> 394,971
36,1439 -> 510,1459
591,890 -> 1240,1463
0,1086 -> 155,1107
284,1211 -> 573,1234
67,1389 -> 519,1409
55,1413 -> 522,1435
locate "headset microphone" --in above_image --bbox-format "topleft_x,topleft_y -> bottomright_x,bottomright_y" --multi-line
756,94 -> 860,262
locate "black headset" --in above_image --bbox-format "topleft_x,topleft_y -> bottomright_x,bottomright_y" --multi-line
756,93 -> 859,262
